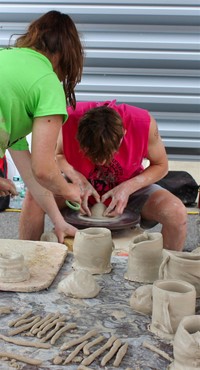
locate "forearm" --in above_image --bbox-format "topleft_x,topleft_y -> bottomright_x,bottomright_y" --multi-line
126,162 -> 168,195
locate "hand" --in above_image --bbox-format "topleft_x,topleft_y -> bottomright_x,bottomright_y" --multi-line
72,173 -> 100,216
0,178 -> 18,197
54,218 -> 78,243
101,183 -> 131,217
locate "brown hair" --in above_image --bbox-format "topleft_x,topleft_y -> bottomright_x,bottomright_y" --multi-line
15,10 -> 84,108
77,106 -> 124,164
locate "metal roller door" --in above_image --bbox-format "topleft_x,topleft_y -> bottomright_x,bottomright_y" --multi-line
0,0 -> 199,160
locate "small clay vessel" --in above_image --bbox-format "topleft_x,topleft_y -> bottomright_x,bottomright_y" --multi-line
90,202 -> 107,219
124,232 -> 163,283
150,279 -> 196,340
72,227 -> 114,274
159,248 -> 200,297
0,252 -> 30,283
168,315 -> 200,370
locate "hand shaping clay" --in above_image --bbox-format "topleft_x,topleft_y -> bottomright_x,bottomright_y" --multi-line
0,252 -> 30,283
150,279 -> 196,340
124,232 -> 163,283
168,315 -> 200,370
159,248 -> 200,297
58,269 -> 101,298
130,285 -> 153,315
72,227 -> 114,274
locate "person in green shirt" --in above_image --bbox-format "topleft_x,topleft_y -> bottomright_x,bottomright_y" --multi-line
0,10 -> 84,242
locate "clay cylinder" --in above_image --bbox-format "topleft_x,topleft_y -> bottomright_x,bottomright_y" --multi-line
124,232 -> 163,283
169,315 -> 200,370
0,252 -> 30,283
72,227 -> 114,274
159,248 -> 200,297
150,279 -> 196,340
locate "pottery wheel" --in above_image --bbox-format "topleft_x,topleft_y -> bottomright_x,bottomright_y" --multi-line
62,208 -> 140,230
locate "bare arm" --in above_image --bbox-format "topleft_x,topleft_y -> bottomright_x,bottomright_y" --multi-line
56,131 -> 100,214
9,115 -> 81,239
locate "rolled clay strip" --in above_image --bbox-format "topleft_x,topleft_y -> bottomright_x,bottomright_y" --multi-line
0,333 -> 51,349
101,338 -> 122,366
113,342 -> 128,367
14,315 -> 40,327
37,315 -> 66,338
51,323 -> 77,345
0,307 -> 13,315
142,341 -> 173,362
8,316 -> 41,336
8,310 -> 33,327
61,329 -> 97,351
0,351 -> 42,366
30,313 -> 54,334
83,335 -> 105,355
35,312 -> 60,334
40,322 -> 65,342
63,340 -> 88,364
81,335 -> 117,366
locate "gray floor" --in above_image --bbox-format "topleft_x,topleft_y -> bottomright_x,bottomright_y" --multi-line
0,208 -> 199,252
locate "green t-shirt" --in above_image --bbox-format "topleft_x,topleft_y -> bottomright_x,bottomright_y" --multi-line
0,47 -> 68,157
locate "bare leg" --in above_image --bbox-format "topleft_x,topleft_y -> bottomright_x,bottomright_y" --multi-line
141,189 -> 187,251
19,190 -> 45,240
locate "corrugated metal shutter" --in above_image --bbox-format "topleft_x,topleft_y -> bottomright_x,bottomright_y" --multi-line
0,0 -> 199,160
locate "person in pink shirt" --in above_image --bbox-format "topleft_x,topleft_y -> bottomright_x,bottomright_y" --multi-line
20,101 -> 187,250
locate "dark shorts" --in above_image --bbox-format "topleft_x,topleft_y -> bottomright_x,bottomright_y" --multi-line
125,184 -> 163,229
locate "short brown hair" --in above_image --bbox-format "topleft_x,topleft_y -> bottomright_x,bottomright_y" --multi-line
15,10 -> 84,109
77,106 -> 124,164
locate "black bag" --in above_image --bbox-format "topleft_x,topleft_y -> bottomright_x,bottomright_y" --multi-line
0,156 -> 10,211
156,171 -> 199,206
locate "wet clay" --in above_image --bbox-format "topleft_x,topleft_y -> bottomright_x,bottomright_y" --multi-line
168,315 -> 200,370
124,232 -> 163,283
58,269 -> 101,298
72,227 -> 114,274
90,202 -> 107,219
0,252 -> 30,283
150,279 -> 196,340
159,247 -> 200,297
130,285 -> 153,315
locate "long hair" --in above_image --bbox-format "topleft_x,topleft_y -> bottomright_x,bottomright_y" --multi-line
77,106 -> 124,164
15,10 -> 84,108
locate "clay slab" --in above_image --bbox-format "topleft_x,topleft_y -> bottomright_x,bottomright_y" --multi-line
0,239 -> 68,292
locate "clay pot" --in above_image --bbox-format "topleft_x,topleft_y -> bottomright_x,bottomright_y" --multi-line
150,279 -> 196,340
72,227 -> 114,274
159,248 -> 200,297
124,232 -> 163,283
0,252 -> 30,283
168,315 -> 200,370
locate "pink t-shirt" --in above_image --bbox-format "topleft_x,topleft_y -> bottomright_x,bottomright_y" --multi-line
62,100 -> 150,202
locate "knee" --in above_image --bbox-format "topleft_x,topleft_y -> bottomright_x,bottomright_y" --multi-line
164,197 -> 187,226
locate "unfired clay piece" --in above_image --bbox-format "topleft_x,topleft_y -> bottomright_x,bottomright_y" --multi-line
58,269 -> 101,298
150,279 -> 196,340
0,252 -> 30,283
40,231 -> 58,243
130,285 -> 153,315
168,315 -> 200,370
124,232 -> 163,283
72,227 -> 114,274
159,248 -> 200,297
90,202 -> 107,218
